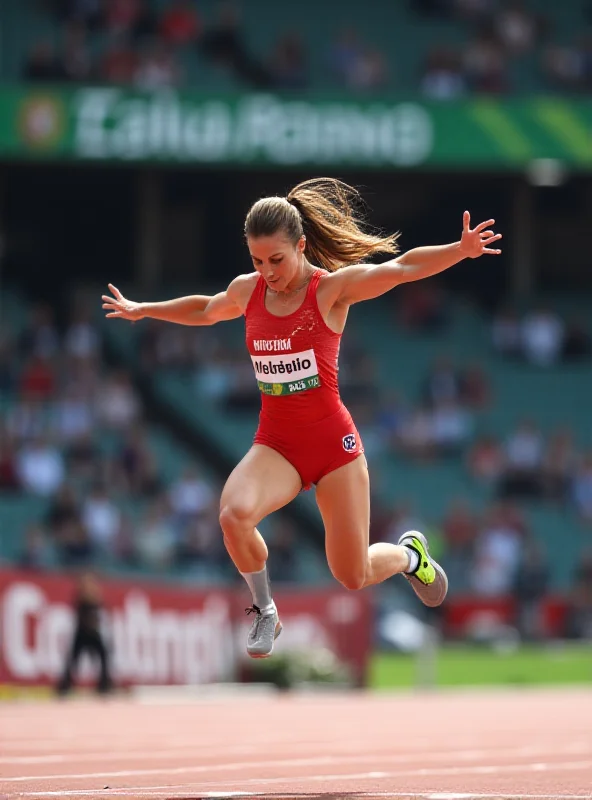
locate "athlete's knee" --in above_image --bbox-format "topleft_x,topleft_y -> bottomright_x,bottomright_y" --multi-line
331,566 -> 367,592
340,575 -> 366,591
219,501 -> 258,535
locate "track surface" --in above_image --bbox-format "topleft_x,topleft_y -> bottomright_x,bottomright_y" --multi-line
1,688 -> 592,800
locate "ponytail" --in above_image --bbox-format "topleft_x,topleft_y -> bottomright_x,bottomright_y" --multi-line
244,177 -> 400,272
287,178 -> 399,271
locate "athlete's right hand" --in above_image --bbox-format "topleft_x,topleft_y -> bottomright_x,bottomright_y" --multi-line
102,284 -> 144,321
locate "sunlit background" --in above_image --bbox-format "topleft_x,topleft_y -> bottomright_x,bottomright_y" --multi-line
1,0 -> 591,694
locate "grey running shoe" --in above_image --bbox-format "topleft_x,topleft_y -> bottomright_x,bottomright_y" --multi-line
398,530 -> 448,608
245,604 -> 282,658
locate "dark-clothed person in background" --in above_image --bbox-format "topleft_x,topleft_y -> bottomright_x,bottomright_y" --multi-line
57,572 -> 113,695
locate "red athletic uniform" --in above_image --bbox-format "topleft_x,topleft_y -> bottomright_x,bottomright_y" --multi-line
245,268 -> 364,490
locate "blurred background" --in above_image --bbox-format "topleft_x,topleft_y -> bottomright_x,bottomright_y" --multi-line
0,0 -> 591,695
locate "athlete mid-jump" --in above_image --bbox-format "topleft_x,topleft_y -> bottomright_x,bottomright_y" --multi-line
103,178 -> 502,658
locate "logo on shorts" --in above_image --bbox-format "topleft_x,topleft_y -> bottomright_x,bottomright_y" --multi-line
342,433 -> 357,452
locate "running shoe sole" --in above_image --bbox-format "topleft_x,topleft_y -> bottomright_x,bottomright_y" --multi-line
398,530 -> 448,608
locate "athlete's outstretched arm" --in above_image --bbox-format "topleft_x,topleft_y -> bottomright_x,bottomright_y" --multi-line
102,275 -> 251,326
334,211 -> 502,305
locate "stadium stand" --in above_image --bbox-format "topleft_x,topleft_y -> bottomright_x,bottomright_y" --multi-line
96,282 -> 592,594
0,287 -> 328,584
2,0 -> 590,95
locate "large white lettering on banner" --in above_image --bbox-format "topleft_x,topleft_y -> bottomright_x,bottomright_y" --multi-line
73,90 -> 433,166
0,571 -> 372,687
1,580 -> 235,685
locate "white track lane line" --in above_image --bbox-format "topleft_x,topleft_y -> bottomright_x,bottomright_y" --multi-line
10,761 -> 592,798
4,742 -> 589,783
16,788 -> 592,799
168,760 -> 592,792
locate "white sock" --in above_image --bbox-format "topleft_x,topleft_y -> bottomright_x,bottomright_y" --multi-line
404,547 -> 420,574
240,566 -> 275,613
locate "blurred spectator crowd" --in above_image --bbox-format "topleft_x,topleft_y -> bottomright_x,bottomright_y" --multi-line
0,297 -> 231,577
492,305 -> 591,366
19,0 -> 592,95
126,283 -> 592,640
133,290 -> 592,524
349,345 -> 592,530
25,0 -> 358,92
1,285 -> 591,640
133,287 -> 592,528
415,0 -> 592,97
375,495 -> 592,641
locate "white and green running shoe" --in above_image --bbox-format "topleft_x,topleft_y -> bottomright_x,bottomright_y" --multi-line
245,604 -> 283,658
398,530 -> 448,608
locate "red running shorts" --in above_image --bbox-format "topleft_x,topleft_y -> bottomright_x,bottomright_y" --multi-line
254,404 -> 365,490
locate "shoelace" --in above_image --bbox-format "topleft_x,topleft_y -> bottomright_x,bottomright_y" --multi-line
245,605 -> 277,644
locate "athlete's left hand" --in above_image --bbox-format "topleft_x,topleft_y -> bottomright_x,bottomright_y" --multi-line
459,211 -> 502,258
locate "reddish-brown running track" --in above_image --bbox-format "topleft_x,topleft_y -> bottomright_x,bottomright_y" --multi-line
1,687 -> 592,800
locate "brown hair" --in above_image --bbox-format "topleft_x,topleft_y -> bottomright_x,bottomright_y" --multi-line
244,177 -> 400,272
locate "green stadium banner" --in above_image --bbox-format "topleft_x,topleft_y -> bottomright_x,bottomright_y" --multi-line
1,85 -> 591,168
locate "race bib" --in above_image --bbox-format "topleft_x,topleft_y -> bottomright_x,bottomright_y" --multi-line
251,349 -> 322,396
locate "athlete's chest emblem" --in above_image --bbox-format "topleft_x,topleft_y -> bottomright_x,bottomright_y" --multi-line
251,348 -> 322,396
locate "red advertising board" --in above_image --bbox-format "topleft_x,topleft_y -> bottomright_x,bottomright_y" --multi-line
0,570 -> 372,688
443,595 -> 568,638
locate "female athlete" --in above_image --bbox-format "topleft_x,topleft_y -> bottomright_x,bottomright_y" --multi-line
102,178 -> 502,659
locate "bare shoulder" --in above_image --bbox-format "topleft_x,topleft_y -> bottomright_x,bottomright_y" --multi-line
316,266 -> 363,307
317,268 -> 346,292
227,272 -> 259,312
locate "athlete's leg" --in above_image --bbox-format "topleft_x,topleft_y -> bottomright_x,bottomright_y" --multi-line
219,444 -> 302,573
316,456 -> 448,604
219,444 -> 302,657
315,455 -> 411,590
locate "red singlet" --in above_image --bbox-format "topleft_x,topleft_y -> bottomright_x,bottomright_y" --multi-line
245,268 -> 364,490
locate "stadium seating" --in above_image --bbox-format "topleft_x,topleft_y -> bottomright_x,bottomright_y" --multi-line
2,0 -> 588,93
98,287 -> 592,591
0,286 -> 329,584
0,288 -> 218,577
